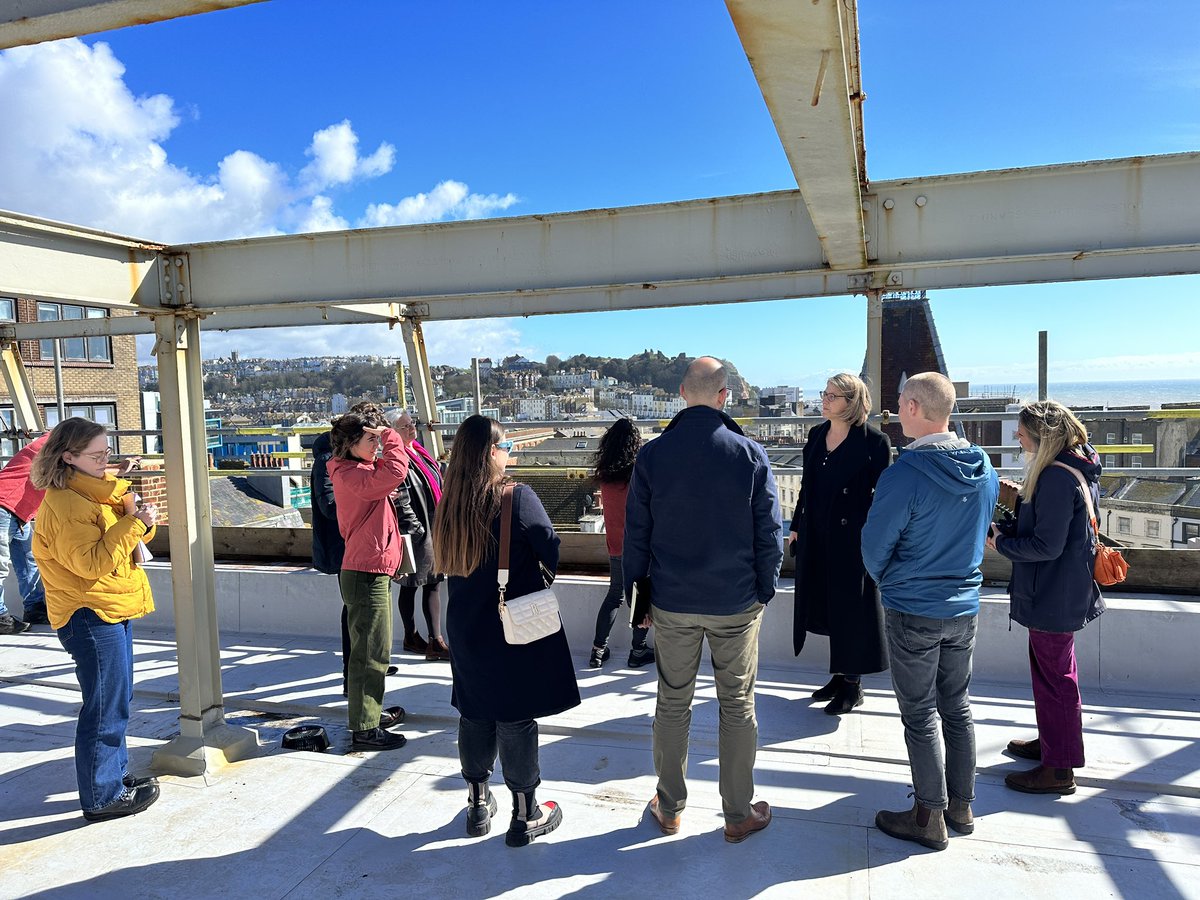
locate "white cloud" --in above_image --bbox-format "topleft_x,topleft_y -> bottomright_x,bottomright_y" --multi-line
361,180 -> 519,228
300,119 -> 395,191
188,319 -> 530,368
0,39 -> 519,245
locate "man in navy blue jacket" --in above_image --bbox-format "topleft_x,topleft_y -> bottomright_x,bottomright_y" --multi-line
624,357 -> 782,844
862,372 -> 999,852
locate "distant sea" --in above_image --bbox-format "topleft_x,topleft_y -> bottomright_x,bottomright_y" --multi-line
802,379 -> 1200,409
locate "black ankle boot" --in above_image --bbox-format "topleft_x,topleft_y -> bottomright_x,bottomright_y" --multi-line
466,781 -> 498,837
506,790 -> 563,847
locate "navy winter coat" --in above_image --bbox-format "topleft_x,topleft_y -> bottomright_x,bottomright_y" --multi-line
623,405 -> 783,615
995,447 -> 1106,633
309,431 -> 344,575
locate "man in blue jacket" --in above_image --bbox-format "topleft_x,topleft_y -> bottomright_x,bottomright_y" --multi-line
624,356 -> 783,844
862,372 -> 999,852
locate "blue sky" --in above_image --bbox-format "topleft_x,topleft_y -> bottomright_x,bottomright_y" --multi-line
1,0 -> 1197,392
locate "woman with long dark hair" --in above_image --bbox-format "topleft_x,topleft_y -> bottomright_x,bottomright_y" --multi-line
31,418 -> 160,821
588,417 -> 653,668
328,412 -> 410,752
989,401 -> 1105,796
434,415 -> 579,847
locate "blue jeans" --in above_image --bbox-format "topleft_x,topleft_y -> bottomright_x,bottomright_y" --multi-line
591,556 -> 649,650
458,715 -> 540,795
0,507 -> 45,617
885,608 -> 977,810
57,608 -> 134,812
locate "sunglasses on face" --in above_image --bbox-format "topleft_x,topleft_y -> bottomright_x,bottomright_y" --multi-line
495,440 -> 514,452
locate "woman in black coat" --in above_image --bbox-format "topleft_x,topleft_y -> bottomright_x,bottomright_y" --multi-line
433,415 -> 580,848
789,373 -> 892,715
989,401 -> 1105,796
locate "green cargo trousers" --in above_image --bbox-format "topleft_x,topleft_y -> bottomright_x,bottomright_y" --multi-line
339,569 -> 393,731
651,601 -> 765,825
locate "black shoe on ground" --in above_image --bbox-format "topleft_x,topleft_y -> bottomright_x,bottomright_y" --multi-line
466,788 -> 499,837
587,645 -> 611,669
122,773 -> 159,790
811,674 -> 845,702
351,727 -> 407,752
379,706 -> 405,729
824,681 -> 864,716
83,783 -> 160,822
627,646 -> 656,668
23,606 -> 50,626
0,615 -> 31,635
506,800 -> 563,847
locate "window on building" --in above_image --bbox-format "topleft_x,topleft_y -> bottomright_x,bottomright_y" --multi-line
1147,520 -> 1160,538
1106,432 -> 1116,444
1184,523 -> 1200,543
0,408 -> 14,459
37,303 -> 112,363
0,298 -> 13,321
1132,432 -> 1143,445
1132,457 -> 1142,468
44,403 -> 116,429
575,441 -> 587,449
1117,517 -> 1132,535
1105,455 -> 1117,467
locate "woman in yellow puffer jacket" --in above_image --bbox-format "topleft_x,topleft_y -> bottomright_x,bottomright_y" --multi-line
31,417 -> 160,823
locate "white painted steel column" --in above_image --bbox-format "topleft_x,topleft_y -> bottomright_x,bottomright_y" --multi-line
864,290 -> 883,414
0,343 -> 45,432
150,312 -> 257,776
402,319 -> 443,457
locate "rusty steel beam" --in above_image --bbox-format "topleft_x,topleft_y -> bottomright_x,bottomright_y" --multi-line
0,0 -> 267,49
727,0 -> 867,269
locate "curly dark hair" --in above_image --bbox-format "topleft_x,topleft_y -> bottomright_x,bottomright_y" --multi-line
592,417 -> 641,485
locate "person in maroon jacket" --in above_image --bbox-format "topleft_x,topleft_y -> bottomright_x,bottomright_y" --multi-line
587,417 -> 654,669
0,434 -> 49,632
328,414 -> 410,752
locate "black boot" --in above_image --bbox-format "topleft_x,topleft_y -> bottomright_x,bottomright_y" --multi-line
811,674 -> 844,701
351,727 -> 407,752
506,790 -> 563,847
466,781 -> 498,837
824,679 -> 864,715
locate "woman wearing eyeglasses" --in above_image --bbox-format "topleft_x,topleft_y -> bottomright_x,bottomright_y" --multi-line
433,415 -> 579,847
385,409 -> 450,661
788,374 -> 892,715
30,418 -> 160,821
328,412 -> 411,752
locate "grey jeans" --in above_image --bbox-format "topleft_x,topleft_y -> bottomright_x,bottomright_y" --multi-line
885,608 -> 977,810
651,601 -> 764,824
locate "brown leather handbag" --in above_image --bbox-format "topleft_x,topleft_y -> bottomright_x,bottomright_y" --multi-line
1051,462 -> 1129,586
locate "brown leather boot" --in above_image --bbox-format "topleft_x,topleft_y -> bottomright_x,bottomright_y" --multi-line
944,796 -> 974,834
875,800 -> 948,851
647,795 -> 680,835
1006,736 -> 1041,760
724,801 -> 771,843
1005,765 -> 1075,795
425,636 -> 450,661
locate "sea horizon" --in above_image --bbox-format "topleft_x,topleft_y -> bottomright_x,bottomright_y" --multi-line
802,378 -> 1200,410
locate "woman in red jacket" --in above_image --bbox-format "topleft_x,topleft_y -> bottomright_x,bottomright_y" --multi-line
328,414 -> 410,752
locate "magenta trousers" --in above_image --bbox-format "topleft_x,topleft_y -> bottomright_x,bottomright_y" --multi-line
1028,629 -> 1085,768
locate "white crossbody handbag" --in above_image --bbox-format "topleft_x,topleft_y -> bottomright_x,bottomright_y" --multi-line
497,484 -> 561,645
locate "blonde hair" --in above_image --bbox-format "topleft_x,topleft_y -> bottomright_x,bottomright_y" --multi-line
30,418 -> 108,491
827,373 -> 871,426
1018,400 -> 1089,501
901,372 -> 956,422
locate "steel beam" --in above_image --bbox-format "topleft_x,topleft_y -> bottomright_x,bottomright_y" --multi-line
4,153 -> 1199,335
149,312 -> 256,777
727,0 -> 867,268
0,343 -> 45,431
401,320 -> 443,458
0,0 -> 267,49
0,211 -> 161,309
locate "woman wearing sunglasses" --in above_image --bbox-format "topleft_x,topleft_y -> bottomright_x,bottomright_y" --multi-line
31,418 -> 160,821
433,416 -> 579,847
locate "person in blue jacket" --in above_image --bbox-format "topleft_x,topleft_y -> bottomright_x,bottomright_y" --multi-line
989,401 -> 1105,796
624,357 -> 783,844
862,372 -> 999,852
